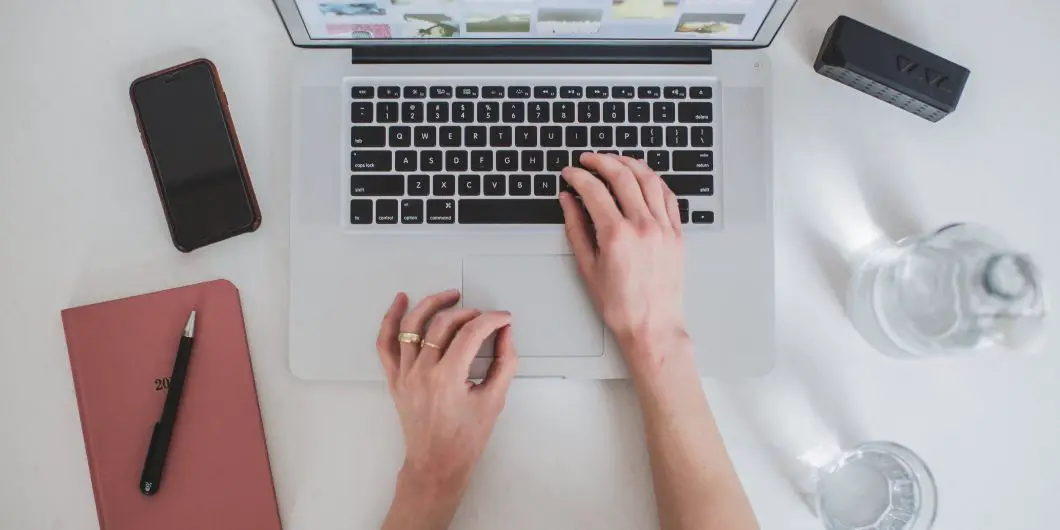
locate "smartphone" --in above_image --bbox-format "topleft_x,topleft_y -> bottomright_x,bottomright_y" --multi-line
130,59 -> 260,252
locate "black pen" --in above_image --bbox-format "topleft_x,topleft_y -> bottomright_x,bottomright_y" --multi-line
139,310 -> 196,496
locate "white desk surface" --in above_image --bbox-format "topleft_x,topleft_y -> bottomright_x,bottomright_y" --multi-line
2,0 -> 1058,528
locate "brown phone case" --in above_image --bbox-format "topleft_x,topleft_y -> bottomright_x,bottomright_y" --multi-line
130,59 -> 261,252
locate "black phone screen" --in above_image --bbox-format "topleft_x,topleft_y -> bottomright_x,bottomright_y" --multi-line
132,61 -> 254,250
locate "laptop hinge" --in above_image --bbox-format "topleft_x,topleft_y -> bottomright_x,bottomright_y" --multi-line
350,44 -> 712,64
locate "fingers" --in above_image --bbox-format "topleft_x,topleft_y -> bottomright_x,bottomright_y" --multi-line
561,165 -> 621,229
663,187 -> 683,236
376,293 -> 408,387
475,325 -> 518,400
442,311 -> 513,374
416,308 -> 480,368
559,191 -> 596,281
398,289 -> 460,375
616,156 -> 669,226
580,153 -> 651,221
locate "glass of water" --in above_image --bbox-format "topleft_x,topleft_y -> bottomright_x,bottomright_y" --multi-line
847,223 -> 1047,357
815,442 -> 937,530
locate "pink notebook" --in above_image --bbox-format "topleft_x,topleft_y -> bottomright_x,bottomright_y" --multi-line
61,279 -> 282,530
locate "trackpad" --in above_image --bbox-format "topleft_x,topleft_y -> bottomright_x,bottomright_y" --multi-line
462,255 -> 603,358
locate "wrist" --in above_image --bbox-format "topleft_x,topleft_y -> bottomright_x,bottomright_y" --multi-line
384,465 -> 467,530
618,327 -> 696,382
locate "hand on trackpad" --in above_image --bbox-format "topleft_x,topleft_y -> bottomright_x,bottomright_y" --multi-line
461,255 -> 603,358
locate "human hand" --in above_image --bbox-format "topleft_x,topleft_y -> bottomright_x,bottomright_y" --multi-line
559,153 -> 690,374
376,290 -> 518,497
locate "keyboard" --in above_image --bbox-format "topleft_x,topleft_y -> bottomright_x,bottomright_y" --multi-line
345,79 -> 719,227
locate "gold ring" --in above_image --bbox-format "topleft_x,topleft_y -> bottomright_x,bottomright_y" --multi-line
397,332 -> 423,345
420,340 -> 443,350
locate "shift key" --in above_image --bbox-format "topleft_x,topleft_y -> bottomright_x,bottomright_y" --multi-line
662,174 -> 713,195
672,151 -> 713,171
351,150 -> 392,171
351,174 -> 404,196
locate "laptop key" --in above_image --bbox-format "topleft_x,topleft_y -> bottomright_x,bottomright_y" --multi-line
389,126 -> 411,147
459,174 -> 481,196
662,174 -> 713,195
401,199 -> 424,223
377,102 -> 398,123
439,126 -> 461,147
603,102 -> 624,123
426,199 -> 456,223
446,151 -> 468,171
350,199 -> 373,224
613,86 -> 635,98
647,150 -> 670,171
414,126 -> 437,147
433,175 -> 455,196
666,126 -> 688,147
459,199 -> 564,224
490,126 -> 513,147
453,102 -> 474,123
690,87 -> 713,99
378,86 -> 401,99
534,86 -> 557,98
508,86 -> 531,98
691,126 -> 714,147
351,126 -> 385,147
522,150 -> 544,171
621,149 -> 644,160
395,150 -> 417,172
678,102 -> 713,123
515,126 -> 537,147
566,126 -> 588,147
497,151 -> 519,172
483,86 -> 505,98
664,86 -> 687,99
615,126 -> 637,147
427,102 -> 448,123
351,151 -> 392,171
535,174 -> 557,196
641,126 -> 662,147
470,150 -> 493,171
503,102 -> 525,123
541,126 -> 562,147
402,102 -> 424,123
420,151 -> 443,171
477,102 -> 499,123
430,86 -> 453,98
529,102 -> 549,123
351,86 -> 374,99
692,211 -> 715,224
484,174 -> 506,196
628,102 -> 650,123
465,126 -> 487,147
638,86 -> 661,99
587,86 -> 608,98
408,175 -> 430,196
672,151 -> 714,171
350,174 -> 403,196
456,86 -> 479,98
404,86 -> 427,99
376,199 -> 399,224
546,151 -> 569,171
351,102 -> 373,123
678,200 -> 689,224
653,102 -> 675,123
553,102 -> 575,123
509,174 -> 532,196
560,86 -> 583,98
578,102 -> 600,123
571,150 -> 592,168
590,126 -> 613,147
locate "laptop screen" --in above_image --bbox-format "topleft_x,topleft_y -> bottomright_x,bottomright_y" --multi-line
287,0 -> 785,42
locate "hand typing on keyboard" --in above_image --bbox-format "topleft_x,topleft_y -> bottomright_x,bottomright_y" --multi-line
375,158 -> 756,530
558,153 -> 689,377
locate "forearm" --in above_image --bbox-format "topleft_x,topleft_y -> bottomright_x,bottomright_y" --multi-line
626,336 -> 758,530
382,466 -> 467,530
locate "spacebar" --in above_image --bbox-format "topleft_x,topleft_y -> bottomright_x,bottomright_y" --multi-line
459,199 -> 564,224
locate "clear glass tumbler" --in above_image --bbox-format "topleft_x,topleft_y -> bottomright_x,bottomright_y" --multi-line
815,442 -> 937,530
846,223 -> 1047,357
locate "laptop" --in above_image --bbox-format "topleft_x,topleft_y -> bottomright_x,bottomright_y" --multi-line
273,0 -> 793,380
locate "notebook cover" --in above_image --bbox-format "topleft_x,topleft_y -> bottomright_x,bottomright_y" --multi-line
61,279 -> 282,530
